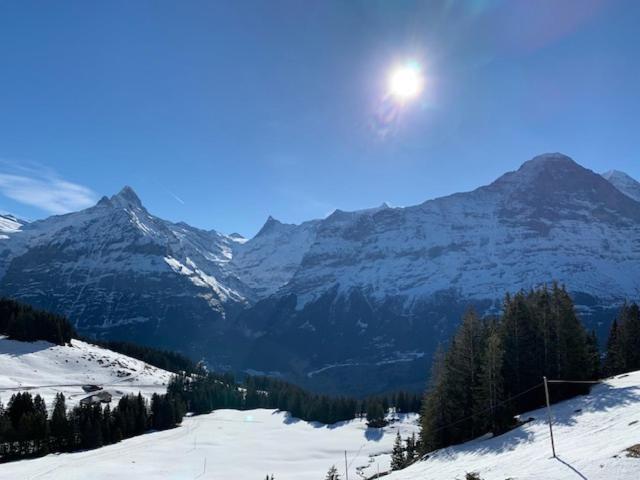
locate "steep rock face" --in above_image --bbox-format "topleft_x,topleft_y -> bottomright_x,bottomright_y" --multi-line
0,187 -> 250,358
266,154 -> 640,305
229,216 -> 320,297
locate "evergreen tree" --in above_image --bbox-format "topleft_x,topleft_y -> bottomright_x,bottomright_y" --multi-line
604,318 -> 624,375
50,393 -> 71,450
365,399 -> 386,428
620,303 -> 640,372
585,330 -> 601,379
420,285 -> 599,454
419,346 -> 451,452
325,465 -> 340,480
476,323 -> 510,434
390,431 -> 405,470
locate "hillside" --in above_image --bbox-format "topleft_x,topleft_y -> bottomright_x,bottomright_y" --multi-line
0,336 -> 171,409
0,408 -> 419,479
4,371 -> 639,479
387,370 -> 640,480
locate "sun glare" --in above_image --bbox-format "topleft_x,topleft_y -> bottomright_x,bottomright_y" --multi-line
389,64 -> 423,100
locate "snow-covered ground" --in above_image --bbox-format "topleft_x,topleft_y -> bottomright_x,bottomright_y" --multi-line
1,409 -> 419,479
3,335 -> 639,479
388,371 -> 640,480
0,336 -> 172,409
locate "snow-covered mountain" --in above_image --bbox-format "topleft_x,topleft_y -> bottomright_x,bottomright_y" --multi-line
0,213 -> 25,239
602,169 -> 640,202
0,187 -> 251,360
229,216 -> 320,297
0,154 -> 638,393
236,154 -> 640,305
231,153 -> 640,394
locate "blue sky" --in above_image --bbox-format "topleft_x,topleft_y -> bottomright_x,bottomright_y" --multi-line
0,0 -> 638,236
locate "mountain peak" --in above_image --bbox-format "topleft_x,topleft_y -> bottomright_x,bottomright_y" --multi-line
110,186 -> 143,208
519,152 -> 577,171
255,215 -> 285,237
602,169 -> 640,202
491,153 -> 582,189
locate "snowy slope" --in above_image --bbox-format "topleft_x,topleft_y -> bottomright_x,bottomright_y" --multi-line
387,371 -> 640,480
0,213 -> 25,239
0,408 -> 419,479
0,336 -> 171,409
603,169 -> 640,202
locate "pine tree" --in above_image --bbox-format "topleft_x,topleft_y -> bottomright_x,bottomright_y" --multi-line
32,394 -> 49,453
390,431 -> 405,470
476,323 -> 511,434
620,303 -> 640,372
419,346 -> 451,452
585,330 -> 601,379
604,318 -> 624,375
325,465 -> 340,480
443,309 -> 485,441
50,393 -> 70,450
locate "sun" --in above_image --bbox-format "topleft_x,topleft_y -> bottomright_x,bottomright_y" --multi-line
389,64 -> 423,100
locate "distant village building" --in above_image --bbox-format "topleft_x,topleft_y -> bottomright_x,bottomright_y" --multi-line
80,390 -> 112,406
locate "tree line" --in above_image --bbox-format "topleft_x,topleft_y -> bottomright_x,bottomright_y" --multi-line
0,298 -> 76,345
0,390 -> 185,461
0,296 -> 420,427
419,284 -> 600,454
0,370 -> 420,463
167,371 -> 420,426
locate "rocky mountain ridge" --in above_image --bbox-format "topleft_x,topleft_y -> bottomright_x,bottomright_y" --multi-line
1,153 -> 638,393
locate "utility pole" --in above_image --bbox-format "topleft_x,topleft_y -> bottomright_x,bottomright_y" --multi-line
543,376 -> 556,458
344,450 -> 349,480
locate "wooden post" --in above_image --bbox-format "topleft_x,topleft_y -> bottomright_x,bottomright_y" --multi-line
543,376 -> 556,458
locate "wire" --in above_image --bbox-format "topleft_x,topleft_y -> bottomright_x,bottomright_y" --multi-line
546,379 -> 601,384
427,382 -> 545,435
424,377 -> 602,436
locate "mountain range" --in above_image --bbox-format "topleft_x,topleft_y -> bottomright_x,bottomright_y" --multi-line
1,153 -> 639,394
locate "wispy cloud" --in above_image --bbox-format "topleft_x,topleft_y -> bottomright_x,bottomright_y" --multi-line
0,161 -> 97,215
